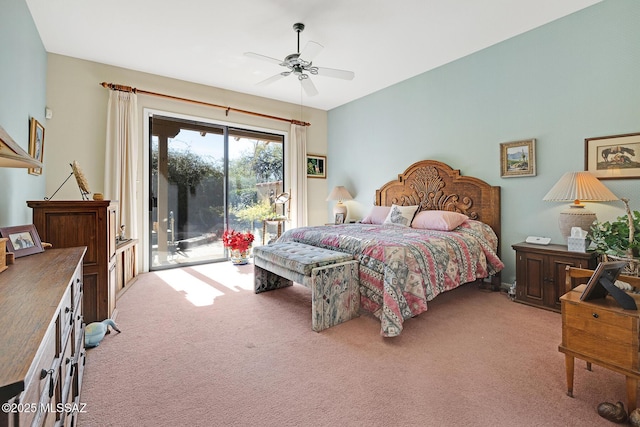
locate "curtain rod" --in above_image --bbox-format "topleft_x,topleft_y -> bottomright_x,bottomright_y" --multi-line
100,82 -> 310,127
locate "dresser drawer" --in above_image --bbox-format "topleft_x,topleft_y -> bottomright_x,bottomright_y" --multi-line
59,286 -> 73,354
17,323 -> 58,427
562,300 -> 639,369
71,293 -> 83,356
70,266 -> 83,312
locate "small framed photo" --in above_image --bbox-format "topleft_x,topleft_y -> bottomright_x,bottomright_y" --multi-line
28,117 -> 45,176
500,139 -> 536,178
334,213 -> 345,225
0,224 -> 44,258
585,132 -> 640,179
307,154 -> 326,179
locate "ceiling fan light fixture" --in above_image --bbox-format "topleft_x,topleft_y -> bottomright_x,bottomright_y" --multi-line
244,22 -> 354,96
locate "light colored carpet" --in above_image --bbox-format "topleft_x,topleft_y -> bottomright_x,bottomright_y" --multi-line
78,261 -> 623,426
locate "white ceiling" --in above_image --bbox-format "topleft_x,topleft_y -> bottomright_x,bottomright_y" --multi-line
25,0 -> 602,111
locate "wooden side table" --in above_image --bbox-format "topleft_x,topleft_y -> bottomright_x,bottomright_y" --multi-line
559,267 -> 640,411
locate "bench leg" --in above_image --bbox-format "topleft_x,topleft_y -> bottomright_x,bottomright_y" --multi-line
311,260 -> 359,332
254,265 -> 293,293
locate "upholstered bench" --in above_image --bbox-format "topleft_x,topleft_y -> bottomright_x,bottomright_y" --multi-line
253,241 -> 359,332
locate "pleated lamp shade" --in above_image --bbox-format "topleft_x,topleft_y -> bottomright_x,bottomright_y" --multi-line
326,186 -> 353,219
543,171 -> 618,241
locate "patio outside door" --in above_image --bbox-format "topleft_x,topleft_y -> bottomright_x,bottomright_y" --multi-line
149,115 -> 284,270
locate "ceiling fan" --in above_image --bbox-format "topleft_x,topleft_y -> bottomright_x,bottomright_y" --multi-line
245,23 -> 355,97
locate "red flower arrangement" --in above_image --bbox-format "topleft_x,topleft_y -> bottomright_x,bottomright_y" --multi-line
222,229 -> 255,252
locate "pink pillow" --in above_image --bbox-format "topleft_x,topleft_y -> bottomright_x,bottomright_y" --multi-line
411,210 -> 468,231
361,206 -> 391,224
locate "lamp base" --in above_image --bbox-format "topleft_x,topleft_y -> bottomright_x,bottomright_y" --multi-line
558,206 -> 596,242
333,202 -> 348,221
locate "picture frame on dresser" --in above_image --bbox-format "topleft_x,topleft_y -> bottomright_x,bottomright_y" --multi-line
585,132 -> 640,179
0,224 -> 44,258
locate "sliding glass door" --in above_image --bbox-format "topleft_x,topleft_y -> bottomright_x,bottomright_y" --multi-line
149,115 -> 284,270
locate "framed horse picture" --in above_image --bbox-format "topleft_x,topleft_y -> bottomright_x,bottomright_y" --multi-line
585,132 -> 640,180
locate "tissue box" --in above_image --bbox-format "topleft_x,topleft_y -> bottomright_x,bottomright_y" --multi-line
567,237 -> 590,253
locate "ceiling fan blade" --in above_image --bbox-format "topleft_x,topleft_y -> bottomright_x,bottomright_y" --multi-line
315,66 -> 355,80
256,73 -> 288,86
300,41 -> 323,61
244,52 -> 284,66
300,77 -> 318,97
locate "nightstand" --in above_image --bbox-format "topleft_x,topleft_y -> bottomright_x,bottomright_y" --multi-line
512,242 -> 598,312
559,273 -> 640,412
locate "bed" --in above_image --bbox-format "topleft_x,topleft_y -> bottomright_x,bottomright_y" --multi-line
278,160 -> 504,337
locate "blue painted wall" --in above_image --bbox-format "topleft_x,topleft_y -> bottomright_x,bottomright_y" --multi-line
0,0 -> 47,226
327,0 -> 640,284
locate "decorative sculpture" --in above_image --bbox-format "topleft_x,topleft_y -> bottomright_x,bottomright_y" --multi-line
85,319 -> 121,348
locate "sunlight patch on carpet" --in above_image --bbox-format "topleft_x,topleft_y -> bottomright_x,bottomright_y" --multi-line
154,268 -> 225,306
152,262 -> 254,307
190,262 -> 254,291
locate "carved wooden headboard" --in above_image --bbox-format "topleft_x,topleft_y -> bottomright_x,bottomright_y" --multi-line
375,160 -> 501,242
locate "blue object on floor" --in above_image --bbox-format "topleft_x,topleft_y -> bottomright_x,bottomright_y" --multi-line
85,319 -> 121,348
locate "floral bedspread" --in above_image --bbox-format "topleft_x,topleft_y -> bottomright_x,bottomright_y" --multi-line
277,220 -> 504,337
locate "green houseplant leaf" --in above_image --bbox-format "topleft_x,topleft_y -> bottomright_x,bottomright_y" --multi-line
590,210 -> 640,258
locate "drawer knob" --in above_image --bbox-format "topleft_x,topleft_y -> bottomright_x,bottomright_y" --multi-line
65,306 -> 70,313
592,313 -> 599,319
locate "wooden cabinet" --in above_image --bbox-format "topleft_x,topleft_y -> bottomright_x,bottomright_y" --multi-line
0,247 -> 86,427
28,200 -> 117,324
115,239 -> 138,297
512,242 -> 597,312
559,268 -> 640,411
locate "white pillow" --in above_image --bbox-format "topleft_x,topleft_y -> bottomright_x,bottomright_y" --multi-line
361,206 -> 392,224
411,210 -> 468,231
383,205 -> 419,227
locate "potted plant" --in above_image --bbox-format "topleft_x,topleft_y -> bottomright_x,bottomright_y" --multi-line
590,198 -> 640,276
222,229 -> 255,265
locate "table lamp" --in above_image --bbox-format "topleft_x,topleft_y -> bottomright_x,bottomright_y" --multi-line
542,171 -> 618,241
326,186 -> 353,219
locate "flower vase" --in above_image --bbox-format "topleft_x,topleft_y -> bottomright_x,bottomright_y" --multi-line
230,248 -> 250,265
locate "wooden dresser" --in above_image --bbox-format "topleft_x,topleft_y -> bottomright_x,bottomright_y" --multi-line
28,200 -> 117,324
559,267 -> 640,412
0,247 -> 86,427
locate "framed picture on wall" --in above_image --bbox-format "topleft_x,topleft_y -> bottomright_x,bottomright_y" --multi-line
307,154 -> 326,179
585,132 -> 640,179
500,139 -> 536,178
28,118 -> 45,176
0,224 -> 44,258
